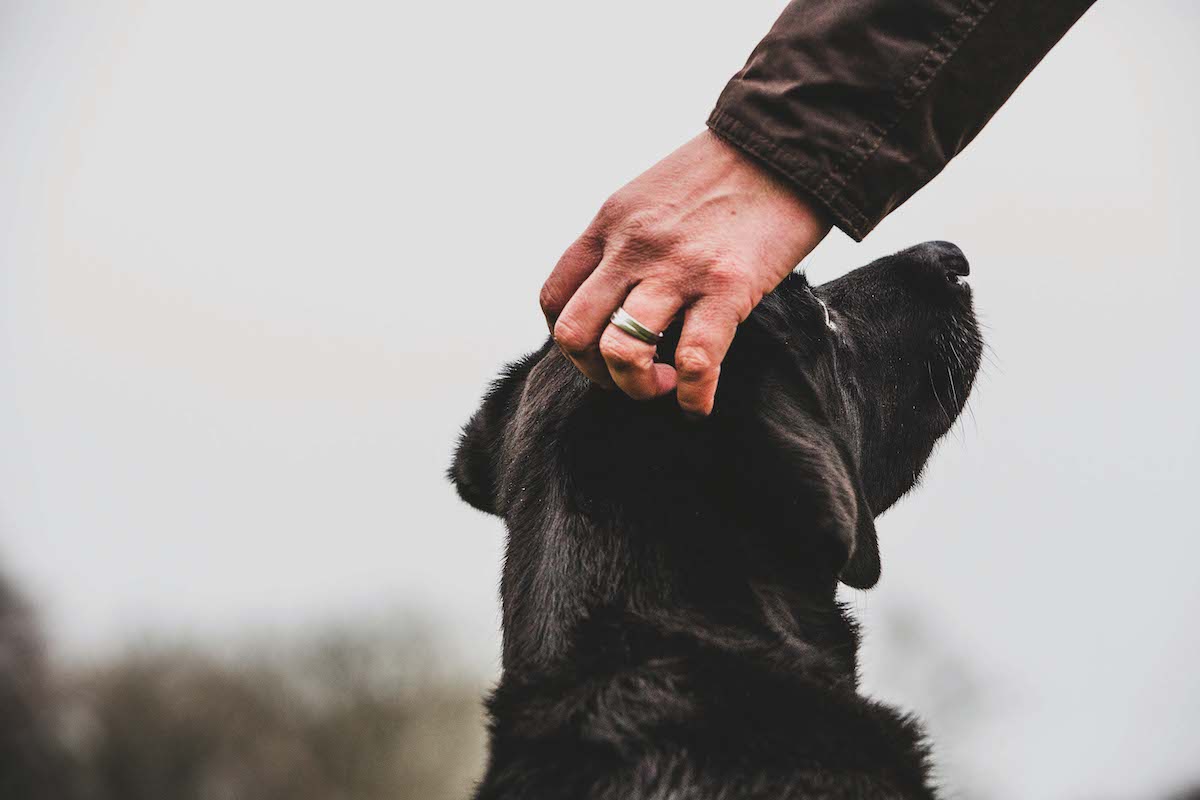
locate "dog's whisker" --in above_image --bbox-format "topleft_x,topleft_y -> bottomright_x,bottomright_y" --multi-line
949,376 -> 967,443
927,360 -> 953,427
952,339 -> 970,376
981,341 -> 1002,373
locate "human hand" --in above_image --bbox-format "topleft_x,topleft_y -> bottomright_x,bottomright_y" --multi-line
539,130 -> 830,416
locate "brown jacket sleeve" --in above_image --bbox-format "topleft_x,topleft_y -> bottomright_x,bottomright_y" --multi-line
708,0 -> 1096,240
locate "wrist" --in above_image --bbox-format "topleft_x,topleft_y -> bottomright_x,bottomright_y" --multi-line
700,129 -> 831,258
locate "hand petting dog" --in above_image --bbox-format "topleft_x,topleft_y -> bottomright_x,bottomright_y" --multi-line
539,131 -> 830,417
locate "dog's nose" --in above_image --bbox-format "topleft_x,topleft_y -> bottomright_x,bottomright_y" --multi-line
905,241 -> 970,293
922,240 -> 969,279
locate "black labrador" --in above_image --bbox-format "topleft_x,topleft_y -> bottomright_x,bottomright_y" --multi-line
451,241 -> 982,799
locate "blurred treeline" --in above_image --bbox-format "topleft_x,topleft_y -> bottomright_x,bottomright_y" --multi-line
0,569 -> 487,800
5,563 -> 1200,800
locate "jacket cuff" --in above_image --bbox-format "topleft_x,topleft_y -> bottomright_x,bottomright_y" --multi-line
707,109 -> 872,241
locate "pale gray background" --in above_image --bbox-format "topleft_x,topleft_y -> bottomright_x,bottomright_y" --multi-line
1,2 -> 1197,798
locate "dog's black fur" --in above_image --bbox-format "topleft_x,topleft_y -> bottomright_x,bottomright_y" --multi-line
451,242 -> 982,799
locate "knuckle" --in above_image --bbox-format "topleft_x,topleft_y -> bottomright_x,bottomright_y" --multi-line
726,291 -> 757,323
627,208 -> 669,238
613,212 -> 671,258
539,281 -> 564,317
599,329 -> 642,368
596,194 -> 628,226
700,261 -> 747,293
674,346 -> 716,382
620,207 -> 659,234
553,317 -> 590,354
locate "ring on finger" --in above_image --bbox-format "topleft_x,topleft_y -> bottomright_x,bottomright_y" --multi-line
609,306 -> 664,345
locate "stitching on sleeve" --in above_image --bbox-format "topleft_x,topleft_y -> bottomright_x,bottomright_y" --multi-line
815,0 -> 998,204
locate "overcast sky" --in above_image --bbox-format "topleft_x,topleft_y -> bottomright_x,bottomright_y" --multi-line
1,2 -> 1197,798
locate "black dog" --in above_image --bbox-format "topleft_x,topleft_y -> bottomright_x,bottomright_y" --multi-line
452,242 -> 981,799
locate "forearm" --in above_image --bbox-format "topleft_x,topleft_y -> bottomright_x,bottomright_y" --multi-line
708,0 -> 1097,240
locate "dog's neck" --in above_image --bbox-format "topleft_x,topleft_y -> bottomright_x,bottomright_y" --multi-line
497,503 -> 860,692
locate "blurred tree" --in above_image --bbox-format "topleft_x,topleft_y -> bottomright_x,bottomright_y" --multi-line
0,569 -> 77,800
3,561 -> 487,800
62,628 -> 487,800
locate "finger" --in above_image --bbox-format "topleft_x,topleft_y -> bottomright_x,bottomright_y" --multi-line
540,234 -> 604,330
552,263 -> 631,388
599,283 -> 682,401
674,300 -> 741,417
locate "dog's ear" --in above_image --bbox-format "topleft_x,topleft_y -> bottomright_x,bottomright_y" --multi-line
830,436 -> 880,590
449,345 -> 547,516
734,374 -> 880,590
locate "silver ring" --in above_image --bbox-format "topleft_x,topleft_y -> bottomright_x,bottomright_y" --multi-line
609,307 -> 664,345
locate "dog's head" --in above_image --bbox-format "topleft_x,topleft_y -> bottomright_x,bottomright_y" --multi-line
452,241 -> 981,592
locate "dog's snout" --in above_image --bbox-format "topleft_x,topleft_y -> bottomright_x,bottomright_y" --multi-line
926,241 -> 969,277
903,240 -> 970,294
